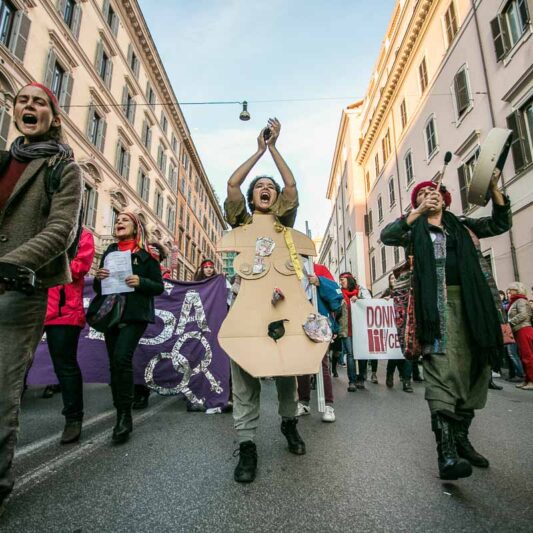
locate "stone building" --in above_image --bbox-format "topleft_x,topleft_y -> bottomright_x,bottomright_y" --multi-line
321,0 -> 533,295
0,0 -> 225,279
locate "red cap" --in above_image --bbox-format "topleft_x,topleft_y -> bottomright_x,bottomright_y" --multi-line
411,181 -> 452,209
24,83 -> 61,114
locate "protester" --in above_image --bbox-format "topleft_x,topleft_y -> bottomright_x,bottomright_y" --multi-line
131,241 -> 169,410
225,118 -> 304,483
381,175 -> 511,480
91,212 -> 163,444
297,263 -> 343,423
0,83 -> 83,512
44,228 -> 95,443
507,282 -> 533,390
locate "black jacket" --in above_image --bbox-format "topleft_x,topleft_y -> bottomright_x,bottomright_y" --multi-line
93,243 -> 164,323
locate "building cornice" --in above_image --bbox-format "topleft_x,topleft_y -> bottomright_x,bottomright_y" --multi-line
356,0 -> 434,164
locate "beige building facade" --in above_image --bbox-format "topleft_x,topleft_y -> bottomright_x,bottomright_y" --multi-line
0,0 -> 225,279
322,0 -> 533,295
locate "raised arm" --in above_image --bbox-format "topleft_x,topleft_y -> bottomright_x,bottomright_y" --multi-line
266,118 -> 297,203
226,131 -> 267,202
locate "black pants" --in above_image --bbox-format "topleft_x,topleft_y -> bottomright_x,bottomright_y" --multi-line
104,322 -> 147,410
387,359 -> 412,380
45,325 -> 83,422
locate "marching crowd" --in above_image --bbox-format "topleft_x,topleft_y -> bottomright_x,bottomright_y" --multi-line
1,81 -> 533,515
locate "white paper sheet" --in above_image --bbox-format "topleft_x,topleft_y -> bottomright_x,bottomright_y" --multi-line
101,251 -> 135,295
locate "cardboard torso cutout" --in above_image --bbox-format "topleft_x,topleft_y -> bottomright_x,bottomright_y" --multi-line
217,213 -> 329,377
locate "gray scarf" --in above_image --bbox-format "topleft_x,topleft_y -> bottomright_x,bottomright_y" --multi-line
10,136 -> 74,165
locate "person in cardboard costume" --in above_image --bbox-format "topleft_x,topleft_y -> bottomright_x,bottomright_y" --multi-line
219,119 -> 326,483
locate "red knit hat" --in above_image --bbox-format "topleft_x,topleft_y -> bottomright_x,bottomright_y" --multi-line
21,83 -> 61,114
411,181 -> 452,209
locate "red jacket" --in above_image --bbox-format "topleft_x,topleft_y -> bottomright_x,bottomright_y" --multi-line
45,229 -> 95,327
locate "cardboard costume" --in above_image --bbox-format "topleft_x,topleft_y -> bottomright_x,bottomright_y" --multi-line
217,208 -> 329,377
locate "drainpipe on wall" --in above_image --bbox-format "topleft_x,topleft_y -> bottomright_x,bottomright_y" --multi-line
471,0 -> 520,280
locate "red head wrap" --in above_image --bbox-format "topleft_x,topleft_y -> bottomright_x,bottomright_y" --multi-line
201,260 -> 215,268
22,83 -> 61,114
411,181 -> 452,209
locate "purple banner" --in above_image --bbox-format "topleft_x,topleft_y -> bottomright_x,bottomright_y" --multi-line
27,275 -> 230,409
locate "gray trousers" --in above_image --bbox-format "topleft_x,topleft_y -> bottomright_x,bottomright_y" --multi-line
0,289 -> 48,501
230,360 -> 298,443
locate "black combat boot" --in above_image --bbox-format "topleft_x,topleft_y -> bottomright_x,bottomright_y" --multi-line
112,409 -> 132,444
280,418 -> 306,455
455,410 -> 489,468
432,411 -> 472,480
60,420 -> 82,444
402,379 -> 413,393
234,441 -> 257,483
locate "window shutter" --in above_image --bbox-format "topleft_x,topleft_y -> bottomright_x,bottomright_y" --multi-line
454,69 -> 470,115
57,0 -> 67,15
127,44 -> 133,67
97,119 -> 107,152
506,111 -> 531,172
0,108 -> 11,150
145,81 -> 151,101
124,151 -> 130,180
72,3 -> 83,39
105,58 -> 113,89
102,0 -> 110,19
111,12 -> 119,36
157,144 -> 162,166
114,140 -> 121,171
490,16 -> 507,61
95,41 -> 104,75
86,104 -> 95,138
91,191 -> 99,229
129,98 -> 136,124
147,127 -> 152,151
518,0 -> 530,29
457,164 -> 469,212
43,49 -> 57,88
146,178 -> 151,202
8,11 -> 31,61
121,85 -> 128,114
137,169 -> 143,195
59,72 -> 73,113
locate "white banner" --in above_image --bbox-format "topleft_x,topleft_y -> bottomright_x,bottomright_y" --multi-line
351,299 -> 404,360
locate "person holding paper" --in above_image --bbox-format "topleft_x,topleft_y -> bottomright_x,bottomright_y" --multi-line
93,213 -> 163,444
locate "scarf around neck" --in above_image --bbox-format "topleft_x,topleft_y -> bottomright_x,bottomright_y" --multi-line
10,136 -> 74,165
117,239 -> 139,254
509,294 -> 527,306
411,211 -> 502,366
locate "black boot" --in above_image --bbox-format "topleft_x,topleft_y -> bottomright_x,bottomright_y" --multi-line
431,411 -> 472,480
455,411 -> 489,468
112,409 -> 132,444
488,378 -> 503,390
60,420 -> 82,444
402,379 -> 413,393
280,418 -> 306,455
234,441 -> 257,483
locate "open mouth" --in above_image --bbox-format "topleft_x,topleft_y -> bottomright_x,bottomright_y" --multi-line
260,192 -> 271,203
22,114 -> 38,125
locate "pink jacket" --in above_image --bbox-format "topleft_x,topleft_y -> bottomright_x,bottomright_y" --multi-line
45,229 -> 95,327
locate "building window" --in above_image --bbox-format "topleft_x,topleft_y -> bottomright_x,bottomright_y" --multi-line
491,0 -> 531,61
166,204 -> 176,231
444,2 -> 458,46
146,82 -> 156,109
142,119 -> 152,151
87,106 -> 106,151
0,1 -> 15,46
371,255 -> 376,282
115,142 -> 130,179
43,50 -> 74,113
381,246 -> 387,274
103,0 -> 118,36
83,183 -> 98,229
1,3 -> 30,60
171,133 -> 179,154
127,43 -> 140,78
121,85 -> 136,124
95,41 -> 113,89
419,57 -> 429,93
157,144 -> 167,174
425,116 -> 438,159
506,98 -> 533,173
382,129 -> 391,162
404,151 -> 414,185
137,169 -> 150,203
394,246 -> 400,265
400,99 -> 407,130
377,195 -> 383,222
161,112 -> 168,134
154,189 -> 164,219
453,66 -> 471,119
374,153 -> 380,176
0,106 -> 10,150
368,209 -> 373,234
169,164 -> 178,190
457,147 -> 480,212
388,177 -> 396,207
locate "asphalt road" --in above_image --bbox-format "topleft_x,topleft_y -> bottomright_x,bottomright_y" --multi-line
2,367 -> 532,532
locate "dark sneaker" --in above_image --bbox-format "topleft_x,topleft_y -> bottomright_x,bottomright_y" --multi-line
280,419 -> 306,455
234,441 -> 257,483
60,420 -> 82,444
386,375 -> 394,388
403,380 -> 414,393
347,382 -> 357,392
